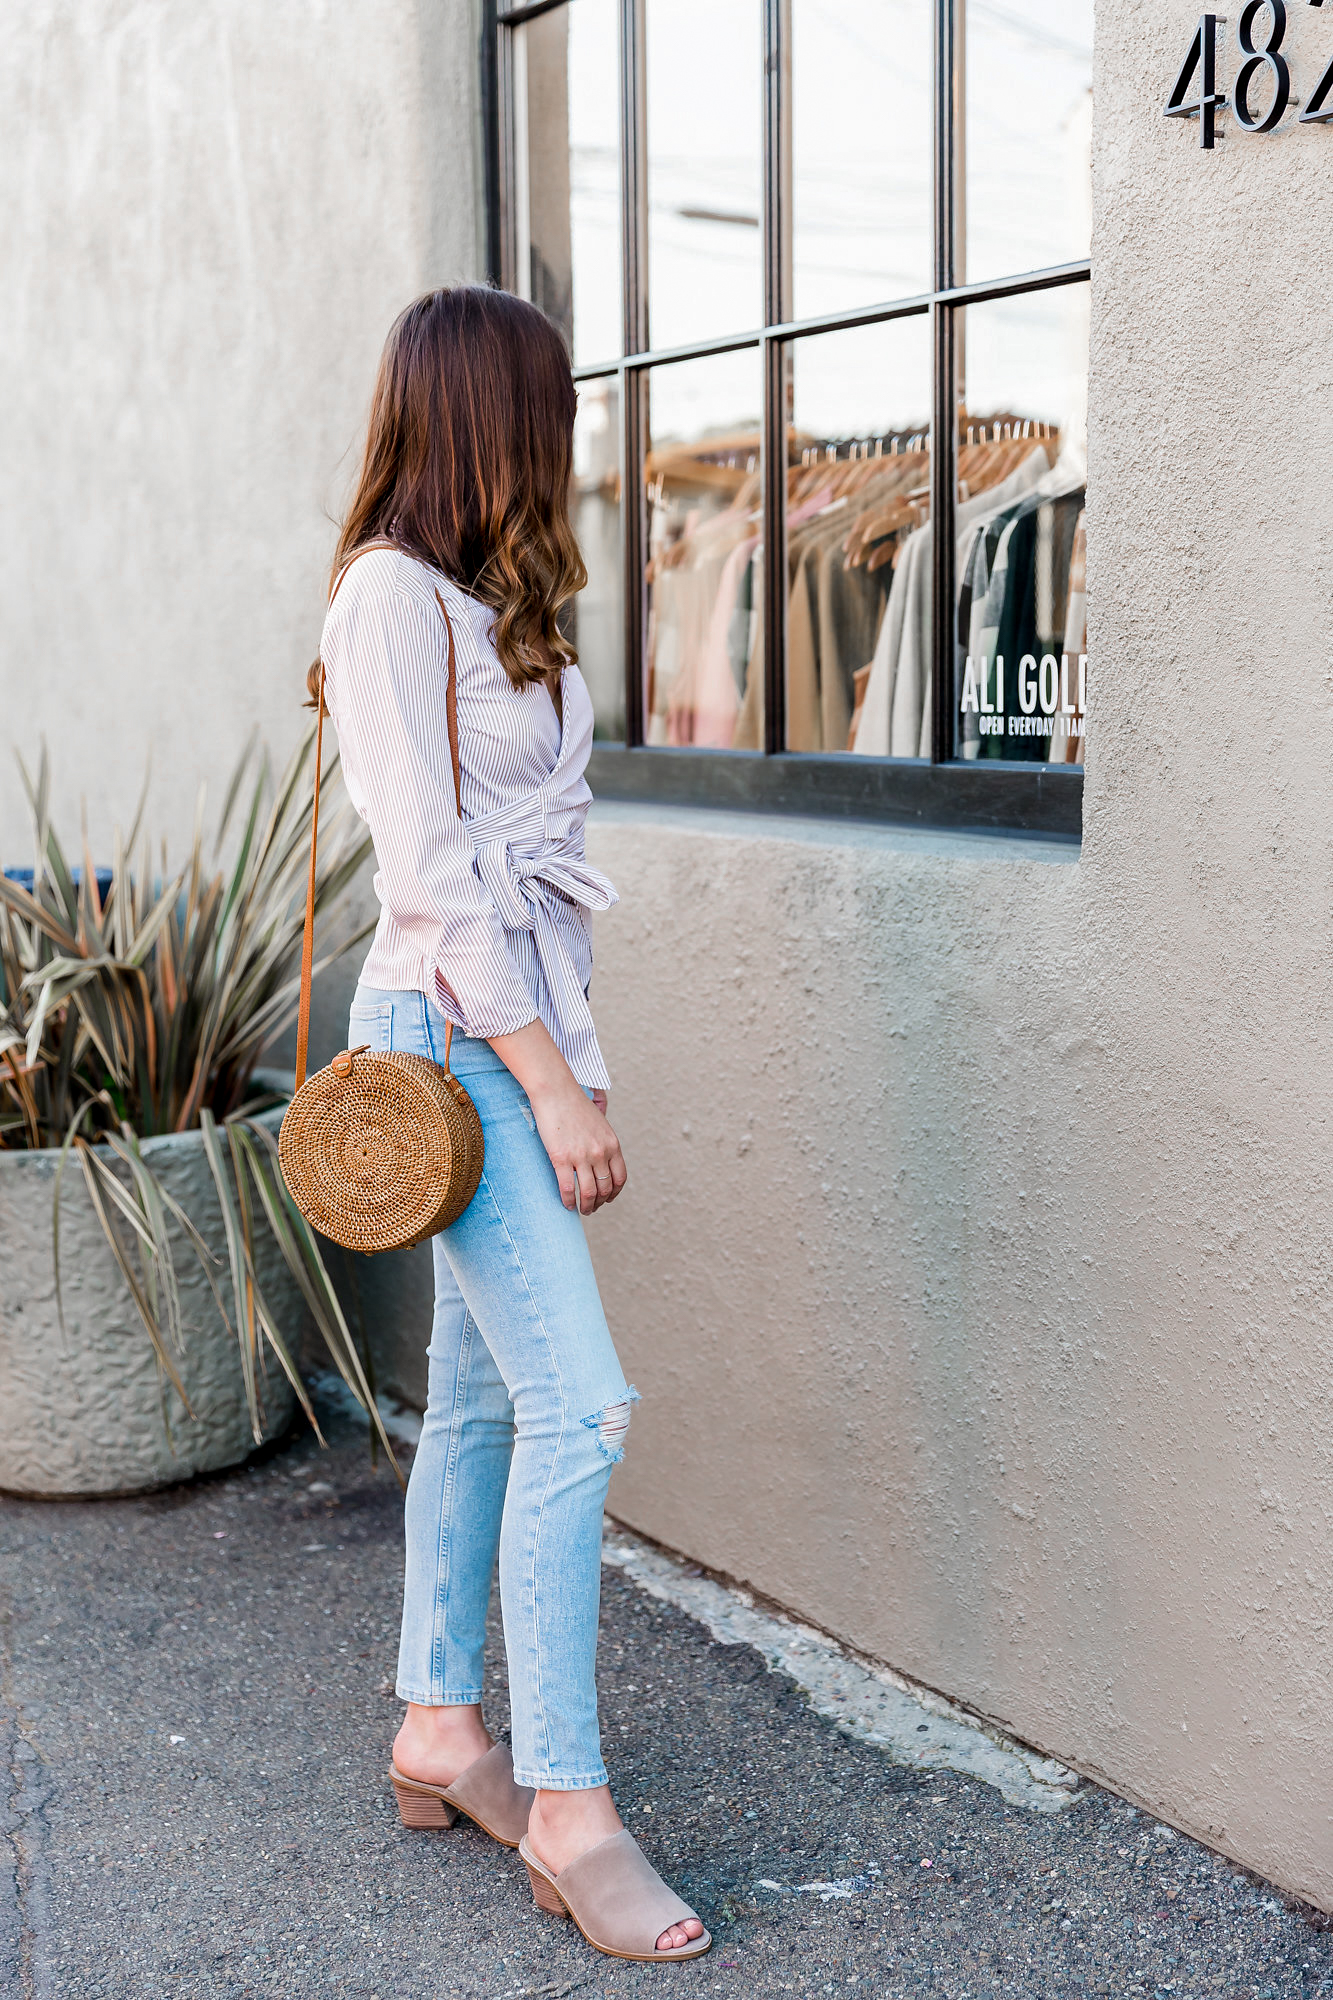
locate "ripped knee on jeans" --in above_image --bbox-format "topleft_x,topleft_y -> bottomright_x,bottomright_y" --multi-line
582,1389 -> 639,1464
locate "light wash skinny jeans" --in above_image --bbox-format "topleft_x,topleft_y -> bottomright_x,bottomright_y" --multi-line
347,985 -> 635,1791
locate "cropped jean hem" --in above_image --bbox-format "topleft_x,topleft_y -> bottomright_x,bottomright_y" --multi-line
511,1763 -> 610,1793
395,1685 -> 485,1707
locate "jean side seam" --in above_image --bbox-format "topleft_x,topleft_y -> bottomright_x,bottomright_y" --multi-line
473,1166 -> 571,1783
427,1308 -> 477,1701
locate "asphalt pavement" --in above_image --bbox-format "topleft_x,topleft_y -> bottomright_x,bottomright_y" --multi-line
2,1400 -> 1330,2000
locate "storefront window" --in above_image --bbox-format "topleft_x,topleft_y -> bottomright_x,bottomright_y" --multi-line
645,0 -> 762,352
506,0 -> 621,367
643,349 -> 762,748
787,317 -> 932,757
495,0 -> 1091,833
791,0 -> 933,319
963,0 -> 1093,285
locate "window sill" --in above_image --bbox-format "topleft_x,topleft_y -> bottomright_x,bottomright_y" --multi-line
587,746 -> 1082,839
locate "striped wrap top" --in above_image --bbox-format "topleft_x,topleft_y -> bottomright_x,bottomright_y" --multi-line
320,546 -> 617,1090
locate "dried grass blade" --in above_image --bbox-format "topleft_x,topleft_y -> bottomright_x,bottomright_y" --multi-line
51,1093 -> 108,1340
2,1047 -> 41,1149
0,871 -> 79,955
216,763 -> 265,945
225,1119 -> 263,1382
198,1108 -> 262,1441
214,734 -> 256,853
101,1130 -> 185,1355
238,1118 -> 402,1481
75,1140 -> 194,1416
226,1122 -> 328,1445
80,804 -> 106,931
16,746 -> 52,895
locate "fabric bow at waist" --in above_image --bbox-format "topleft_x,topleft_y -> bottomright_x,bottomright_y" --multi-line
473,831 -> 617,935
469,803 -> 618,1083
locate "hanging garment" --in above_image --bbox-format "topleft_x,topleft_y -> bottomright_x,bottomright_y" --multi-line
850,446 -> 1049,758
732,475 -> 839,749
1048,507 -> 1087,765
732,550 -> 766,749
682,532 -> 759,747
957,486 -> 1072,758
785,531 -> 828,751
817,534 -> 892,754
964,481 -> 1085,763
782,454 -> 931,750
649,493 -> 755,745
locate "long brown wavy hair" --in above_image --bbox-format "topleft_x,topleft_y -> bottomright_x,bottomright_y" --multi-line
308,286 -> 585,706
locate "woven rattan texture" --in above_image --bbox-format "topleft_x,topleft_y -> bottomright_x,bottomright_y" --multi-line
279,1049 -> 483,1253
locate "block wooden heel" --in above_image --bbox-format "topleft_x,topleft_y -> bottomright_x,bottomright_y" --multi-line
525,1860 -> 569,1916
391,1774 -> 459,1829
387,1749 -> 533,1848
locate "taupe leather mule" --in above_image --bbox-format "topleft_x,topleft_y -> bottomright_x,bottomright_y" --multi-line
389,1742 -> 534,1848
519,1830 -> 712,1961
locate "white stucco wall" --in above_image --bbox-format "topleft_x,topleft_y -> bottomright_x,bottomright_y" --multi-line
580,3 -> 1333,1914
0,0 -> 482,863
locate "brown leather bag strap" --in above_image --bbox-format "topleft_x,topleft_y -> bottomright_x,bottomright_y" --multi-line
294,664 -> 326,1091
434,588 -> 462,818
293,544 -> 462,1091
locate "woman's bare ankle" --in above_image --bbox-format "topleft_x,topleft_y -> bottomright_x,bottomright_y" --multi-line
526,1783 -> 623,1875
526,1785 -> 706,1953
393,1701 -> 493,1787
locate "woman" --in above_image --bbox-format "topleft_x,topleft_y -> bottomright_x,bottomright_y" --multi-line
313,286 -> 709,1964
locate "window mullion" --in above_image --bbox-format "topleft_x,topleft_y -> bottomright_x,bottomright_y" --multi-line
620,0 -> 648,358
620,0 -> 648,745
930,0 -> 963,766
761,0 -> 791,756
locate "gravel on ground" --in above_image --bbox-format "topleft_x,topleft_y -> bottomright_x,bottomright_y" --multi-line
2,1401 -> 1330,2000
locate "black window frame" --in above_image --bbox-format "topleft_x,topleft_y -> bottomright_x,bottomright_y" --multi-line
485,0 -> 1089,839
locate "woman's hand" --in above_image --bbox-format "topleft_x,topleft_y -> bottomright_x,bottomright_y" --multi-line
530,1077 -> 626,1213
488,1021 -> 627,1213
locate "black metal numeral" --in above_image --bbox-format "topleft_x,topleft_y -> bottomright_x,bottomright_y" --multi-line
1300,37 -> 1333,119
1232,0 -> 1292,129
1165,14 -> 1228,147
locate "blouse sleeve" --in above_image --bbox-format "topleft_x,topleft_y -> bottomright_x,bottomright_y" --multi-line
322,563 -> 538,1040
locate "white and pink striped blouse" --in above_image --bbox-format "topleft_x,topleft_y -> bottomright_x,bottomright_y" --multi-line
320,546 -> 617,1091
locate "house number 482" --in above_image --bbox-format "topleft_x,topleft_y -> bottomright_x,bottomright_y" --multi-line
1165,1 -> 1333,146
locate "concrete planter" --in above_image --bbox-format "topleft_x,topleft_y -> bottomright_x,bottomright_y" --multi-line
0,1109 -> 299,1496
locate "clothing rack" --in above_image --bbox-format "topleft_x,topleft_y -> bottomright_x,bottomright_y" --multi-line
641,410 -> 1084,771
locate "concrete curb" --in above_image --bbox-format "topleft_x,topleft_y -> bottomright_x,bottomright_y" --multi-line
602,1523 -> 1083,1815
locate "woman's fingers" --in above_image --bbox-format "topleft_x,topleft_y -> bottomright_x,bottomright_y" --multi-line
529,1086 -> 627,1215
570,1147 -> 623,1214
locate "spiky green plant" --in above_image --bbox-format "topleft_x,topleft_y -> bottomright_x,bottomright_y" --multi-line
0,733 -> 401,1472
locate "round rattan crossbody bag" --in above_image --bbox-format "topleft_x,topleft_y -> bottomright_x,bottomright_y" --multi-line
278,544 -> 484,1253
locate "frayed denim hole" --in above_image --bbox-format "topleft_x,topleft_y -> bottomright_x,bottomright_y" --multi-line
581,1396 -> 636,1465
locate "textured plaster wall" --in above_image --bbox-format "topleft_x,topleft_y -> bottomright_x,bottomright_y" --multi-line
580,3 -> 1333,1907
0,0 -> 481,863
8,0 -> 1331,1918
